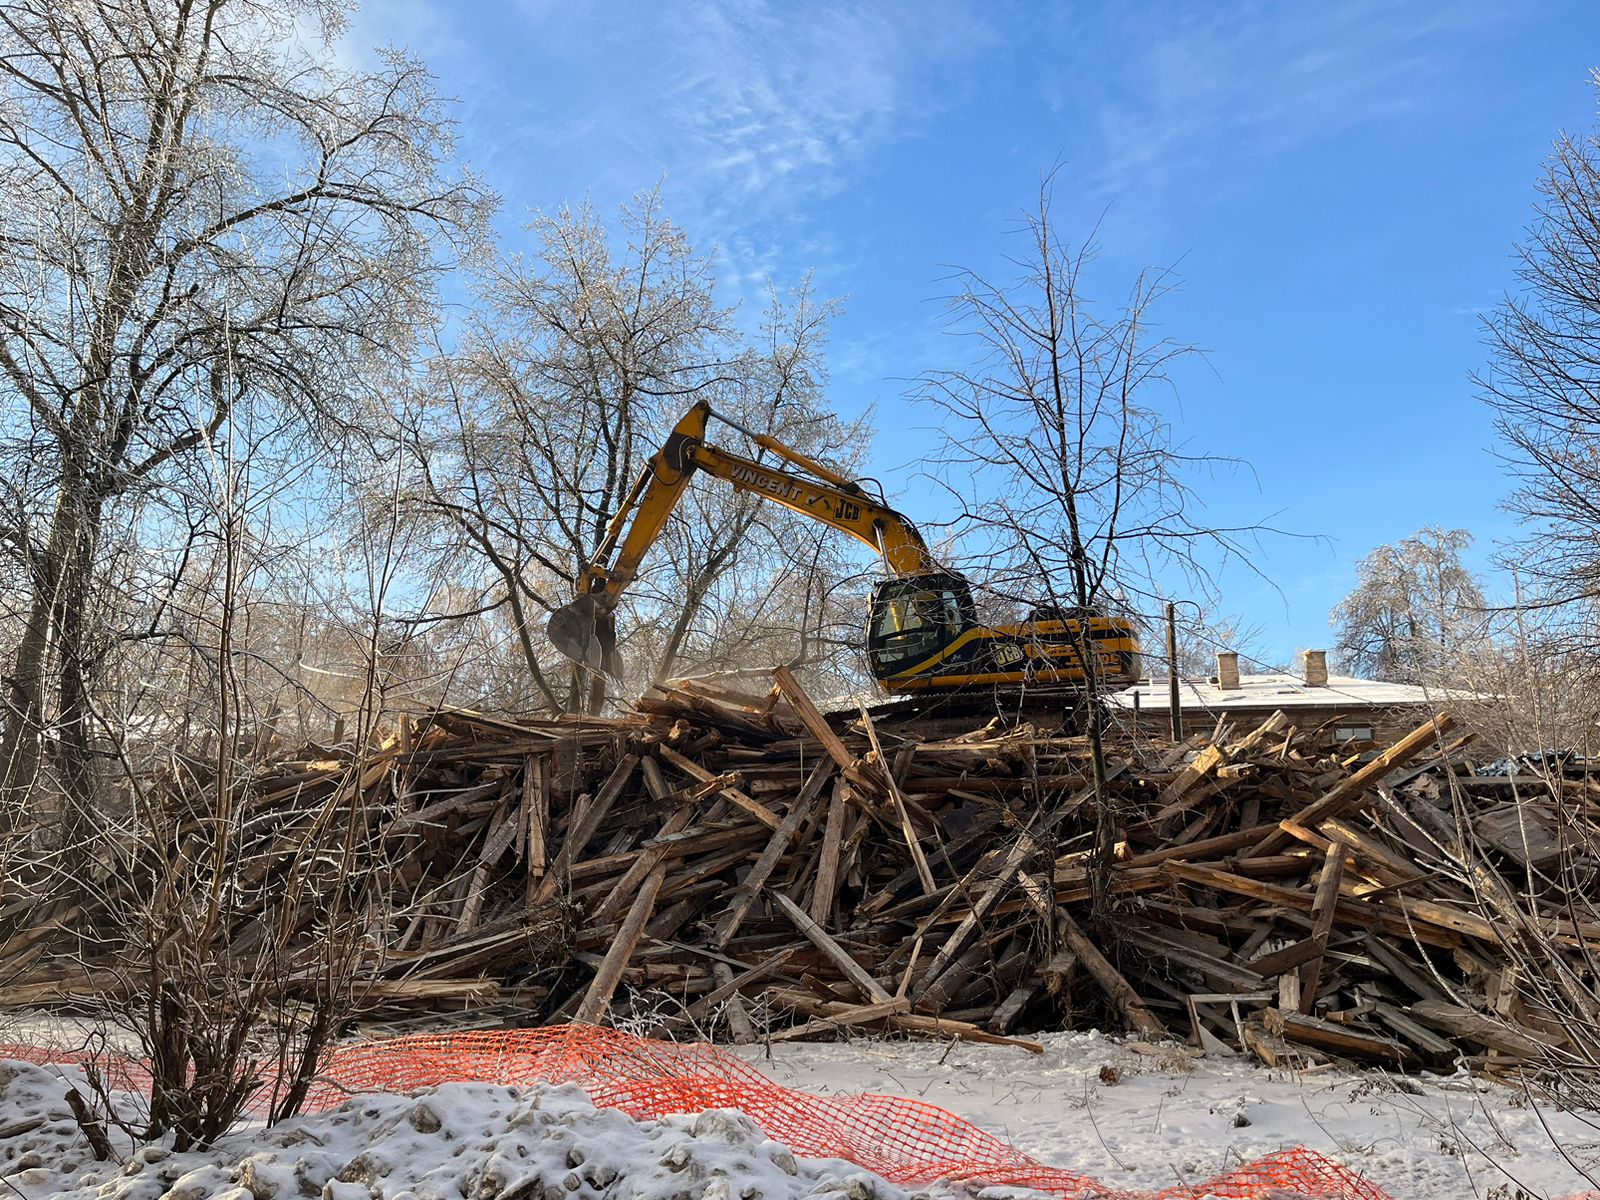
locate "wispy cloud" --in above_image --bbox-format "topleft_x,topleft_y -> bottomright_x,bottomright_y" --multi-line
335,0 -> 474,72
516,2 -> 993,217
332,0 -> 995,314
1065,3 -> 1511,207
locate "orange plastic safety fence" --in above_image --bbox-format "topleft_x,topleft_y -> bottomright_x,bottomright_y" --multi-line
3,1025 -> 1399,1199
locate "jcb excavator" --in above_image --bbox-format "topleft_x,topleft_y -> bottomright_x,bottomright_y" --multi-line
545,402 -> 1142,701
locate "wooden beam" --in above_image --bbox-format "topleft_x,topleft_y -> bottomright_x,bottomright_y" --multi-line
1054,908 -> 1166,1040
711,759 -> 833,948
534,753 -> 641,904
1298,840 -> 1347,1013
914,769 -> 1120,1003
1252,712 -> 1455,855
768,997 -> 913,1041
656,745 -> 782,830
808,780 -> 849,926
858,703 -> 936,894
769,889 -> 893,1003
768,987 -> 1042,1053
772,665 -> 856,771
574,861 -> 666,1025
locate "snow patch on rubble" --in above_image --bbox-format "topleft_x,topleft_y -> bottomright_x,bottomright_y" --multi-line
0,1060 -> 982,1200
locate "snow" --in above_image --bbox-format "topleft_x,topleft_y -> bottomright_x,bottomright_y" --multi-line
0,1061 -> 935,1200
731,1031 -> 1600,1200
0,1028 -> 1597,1200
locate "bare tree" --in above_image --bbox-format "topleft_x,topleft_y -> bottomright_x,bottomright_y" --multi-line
919,182 -> 1270,917
1479,76 -> 1600,633
56,442 -> 424,1152
404,195 -> 867,713
1171,603 -> 1274,681
0,0 -> 483,821
1331,526 -> 1488,684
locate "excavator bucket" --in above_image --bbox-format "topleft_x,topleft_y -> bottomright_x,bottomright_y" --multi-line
546,594 -> 622,678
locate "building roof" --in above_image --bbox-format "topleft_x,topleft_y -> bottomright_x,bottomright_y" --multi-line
1106,672 -> 1484,713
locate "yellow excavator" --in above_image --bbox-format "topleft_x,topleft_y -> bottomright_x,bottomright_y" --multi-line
545,402 -> 1143,700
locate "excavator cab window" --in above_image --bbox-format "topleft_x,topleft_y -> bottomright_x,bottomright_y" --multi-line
866,574 -> 977,675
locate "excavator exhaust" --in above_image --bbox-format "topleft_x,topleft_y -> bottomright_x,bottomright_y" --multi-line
546,594 -> 622,678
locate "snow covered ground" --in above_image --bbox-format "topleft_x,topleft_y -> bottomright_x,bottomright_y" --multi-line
0,1022 -> 1597,1199
731,1031 -> 1600,1200
0,1062 -> 937,1200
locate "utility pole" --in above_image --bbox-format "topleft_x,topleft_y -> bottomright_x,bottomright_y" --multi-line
1166,600 -> 1181,740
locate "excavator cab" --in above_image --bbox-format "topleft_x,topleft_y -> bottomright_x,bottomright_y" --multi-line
865,573 -> 979,679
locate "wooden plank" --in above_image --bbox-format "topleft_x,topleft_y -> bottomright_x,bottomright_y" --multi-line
1270,1009 -> 1411,1065
574,860 -> 667,1024
858,704 -> 936,894
1152,740 -> 1228,817
1252,712 -> 1456,855
459,793 -> 513,931
656,744 -> 782,830
712,962 -> 757,1043
1318,817 -> 1425,887
769,890 -> 893,1003
914,767 -> 1120,1003
1120,926 -> 1266,992
592,803 -> 697,924
772,665 -> 856,771
769,997 -> 913,1041
479,792 -> 523,864
1161,861 -> 1458,948
1246,936 -> 1326,979
1371,1001 -> 1458,1058
990,978 -> 1042,1033
533,753 -> 641,904
1363,935 -> 1452,1004
1298,841 -> 1348,1013
1054,907 -> 1166,1040
808,781 -> 849,926
711,759 -> 833,948
673,949 -> 798,1030
768,987 -> 1042,1053
525,754 -> 550,891
1123,823 -> 1279,868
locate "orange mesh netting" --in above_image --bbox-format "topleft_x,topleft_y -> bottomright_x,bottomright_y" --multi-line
4,1024 -> 1396,1199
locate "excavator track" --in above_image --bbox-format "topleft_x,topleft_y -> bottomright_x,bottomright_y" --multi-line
829,684 -> 1097,739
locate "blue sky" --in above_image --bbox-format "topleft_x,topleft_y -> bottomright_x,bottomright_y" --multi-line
341,1 -> 1600,669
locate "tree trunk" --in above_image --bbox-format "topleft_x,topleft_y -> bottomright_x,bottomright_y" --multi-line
0,457 -> 102,825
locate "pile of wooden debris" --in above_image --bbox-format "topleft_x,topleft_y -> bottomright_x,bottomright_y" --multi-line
9,666 -> 1596,1075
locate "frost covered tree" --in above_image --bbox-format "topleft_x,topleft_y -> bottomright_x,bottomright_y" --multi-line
920,179 -> 1270,919
405,194 -> 868,714
1331,527 -> 1486,684
1479,80 -> 1600,631
0,0 -> 482,816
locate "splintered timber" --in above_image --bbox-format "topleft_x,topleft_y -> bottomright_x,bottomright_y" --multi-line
4,668 -> 1591,1075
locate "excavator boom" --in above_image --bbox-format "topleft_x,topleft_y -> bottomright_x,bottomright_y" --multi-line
547,402 -> 930,675
545,401 -> 1143,698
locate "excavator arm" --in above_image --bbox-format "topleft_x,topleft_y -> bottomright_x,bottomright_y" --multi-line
547,401 -> 931,676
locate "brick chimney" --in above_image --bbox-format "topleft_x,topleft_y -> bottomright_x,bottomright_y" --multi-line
1302,649 -> 1328,687
1215,651 -> 1241,690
